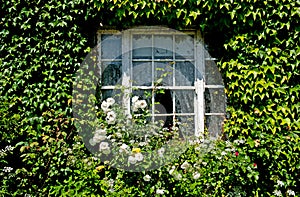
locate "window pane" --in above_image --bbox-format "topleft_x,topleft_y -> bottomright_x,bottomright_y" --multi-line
175,35 -> 194,59
132,62 -> 152,86
132,35 -> 152,59
175,61 -> 195,86
101,34 -> 121,59
205,115 -> 225,138
176,115 -> 195,137
205,88 -> 226,113
205,60 -> 224,85
155,89 -> 173,114
174,90 -> 194,113
154,62 -> 173,86
101,61 -> 122,86
154,35 -> 173,59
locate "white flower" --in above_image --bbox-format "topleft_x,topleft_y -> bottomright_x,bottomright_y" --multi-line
221,151 -> 227,156
101,101 -> 110,113
287,189 -> 295,196
132,100 -> 147,111
119,144 -> 129,153
138,142 -> 147,146
273,190 -> 282,196
277,180 -> 284,187
129,140 -> 135,144
3,167 -> 13,173
132,96 -> 139,104
143,174 -> 151,182
132,104 -> 139,112
181,161 -> 190,170
106,111 -> 116,119
95,129 -> 107,136
115,132 -> 122,138
128,155 -> 137,164
99,142 -> 110,154
174,173 -> 182,180
169,166 -> 176,175
106,97 -> 115,106
239,139 -> 245,144
156,189 -> 165,195
158,147 -> 165,157
89,138 -> 97,146
93,131 -> 107,143
234,139 -> 245,145
106,111 -> 116,124
138,100 -> 147,109
135,152 -> 144,161
93,135 -> 106,143
5,145 -> 13,151
108,179 -> 114,187
193,172 -> 201,179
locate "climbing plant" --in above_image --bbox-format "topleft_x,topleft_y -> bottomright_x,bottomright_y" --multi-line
1,0 -> 299,196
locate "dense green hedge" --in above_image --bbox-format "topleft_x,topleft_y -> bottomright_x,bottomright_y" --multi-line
1,0 -> 299,196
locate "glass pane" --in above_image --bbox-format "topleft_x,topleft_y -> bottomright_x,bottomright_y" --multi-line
175,35 -> 194,59
101,61 -> 122,86
176,115 -> 195,137
174,90 -> 194,113
101,34 -> 122,59
155,89 -> 173,114
175,61 -> 195,86
154,35 -> 173,59
132,62 -> 152,86
205,60 -> 224,85
205,88 -> 226,113
132,35 -> 152,59
205,115 -> 225,138
154,62 -> 173,86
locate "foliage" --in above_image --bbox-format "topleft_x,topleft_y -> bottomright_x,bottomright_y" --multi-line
1,0 -> 299,196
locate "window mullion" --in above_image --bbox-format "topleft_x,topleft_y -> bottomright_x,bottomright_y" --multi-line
195,30 -> 205,138
122,31 -> 131,114
195,79 -> 205,138
151,34 -> 155,123
172,34 -> 176,123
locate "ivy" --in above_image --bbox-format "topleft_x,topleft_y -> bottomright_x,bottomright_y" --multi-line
1,0 -> 300,196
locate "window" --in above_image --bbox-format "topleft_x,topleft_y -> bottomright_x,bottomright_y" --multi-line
97,27 -> 226,138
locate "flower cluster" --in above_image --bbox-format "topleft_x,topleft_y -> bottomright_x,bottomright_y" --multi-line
89,129 -> 107,146
132,96 -> 147,112
101,98 -> 116,124
0,145 -> 13,157
272,180 -> 295,196
92,95 -> 185,170
2,166 -> 13,173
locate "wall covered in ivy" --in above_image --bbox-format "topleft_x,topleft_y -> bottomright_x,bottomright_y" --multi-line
1,0 -> 299,196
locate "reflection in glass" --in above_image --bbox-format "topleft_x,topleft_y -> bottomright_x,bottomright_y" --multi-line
174,90 -> 194,113
175,35 -> 194,59
132,35 -> 152,59
175,61 -> 195,86
101,61 -> 122,86
154,35 -> 173,59
154,62 -> 173,86
132,62 -> 152,86
101,34 -> 122,59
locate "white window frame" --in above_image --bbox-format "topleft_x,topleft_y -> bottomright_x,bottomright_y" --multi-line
97,27 -> 217,138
